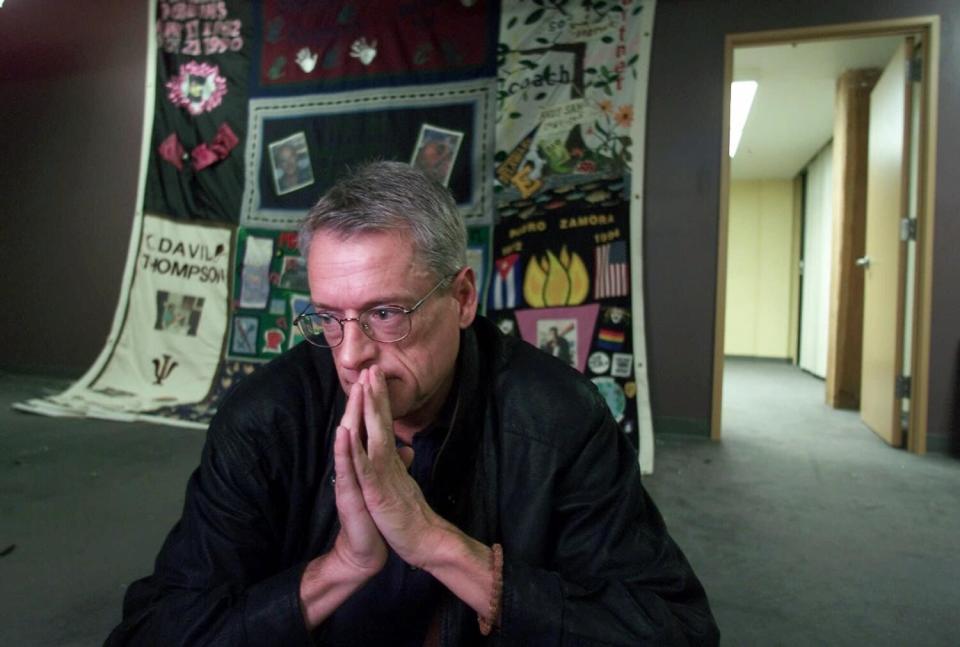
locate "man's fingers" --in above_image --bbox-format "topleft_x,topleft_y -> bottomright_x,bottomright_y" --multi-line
348,422 -> 376,489
333,425 -> 364,508
335,425 -> 376,536
333,423 -> 350,479
333,425 -> 388,576
397,445 -> 415,469
370,366 -> 394,431
362,375 -> 393,463
340,377 -> 365,442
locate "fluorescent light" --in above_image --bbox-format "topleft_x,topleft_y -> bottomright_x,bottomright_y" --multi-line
729,80 -> 758,158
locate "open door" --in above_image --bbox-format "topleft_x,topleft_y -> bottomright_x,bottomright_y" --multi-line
859,39 -> 913,446
716,19 -> 938,450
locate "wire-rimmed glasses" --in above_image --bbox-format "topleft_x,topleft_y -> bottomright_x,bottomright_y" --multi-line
294,272 -> 458,348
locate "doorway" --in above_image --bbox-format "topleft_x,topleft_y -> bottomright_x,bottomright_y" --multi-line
712,17 -> 939,454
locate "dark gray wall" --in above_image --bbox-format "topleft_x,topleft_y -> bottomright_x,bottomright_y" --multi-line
0,1 -> 147,375
1,1 -> 956,448
644,0 -> 960,447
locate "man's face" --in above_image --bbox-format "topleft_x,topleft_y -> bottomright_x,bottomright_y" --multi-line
188,77 -> 204,99
279,147 -> 298,175
306,230 -> 477,431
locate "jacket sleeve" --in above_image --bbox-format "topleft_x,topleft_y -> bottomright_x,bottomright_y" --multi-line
496,392 -> 720,646
105,413 -> 313,647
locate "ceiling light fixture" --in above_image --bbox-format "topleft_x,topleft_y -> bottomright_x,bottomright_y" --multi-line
729,80 -> 758,158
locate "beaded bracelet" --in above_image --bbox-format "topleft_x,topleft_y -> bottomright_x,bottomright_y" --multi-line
478,543 -> 504,636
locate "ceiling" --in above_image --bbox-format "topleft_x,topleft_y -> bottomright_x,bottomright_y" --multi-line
731,35 -> 903,180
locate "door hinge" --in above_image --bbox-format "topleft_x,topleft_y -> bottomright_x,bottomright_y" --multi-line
900,217 -> 917,241
896,375 -> 912,399
909,56 -> 923,82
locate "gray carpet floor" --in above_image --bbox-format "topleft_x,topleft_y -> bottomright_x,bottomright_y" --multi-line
1,359 -> 958,645
644,358 -> 960,646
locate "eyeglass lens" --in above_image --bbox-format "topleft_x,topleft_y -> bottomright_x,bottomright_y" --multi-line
298,307 -> 412,347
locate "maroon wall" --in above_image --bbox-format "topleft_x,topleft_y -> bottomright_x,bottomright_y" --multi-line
0,0 -> 147,375
645,0 -> 960,448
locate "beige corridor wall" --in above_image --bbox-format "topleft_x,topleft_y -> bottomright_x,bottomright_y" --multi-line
725,179 -> 797,358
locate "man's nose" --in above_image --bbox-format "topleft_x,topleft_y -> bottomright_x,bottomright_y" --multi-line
336,319 -> 377,370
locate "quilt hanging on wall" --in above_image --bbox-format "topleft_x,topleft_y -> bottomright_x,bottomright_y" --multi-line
16,0 -> 656,472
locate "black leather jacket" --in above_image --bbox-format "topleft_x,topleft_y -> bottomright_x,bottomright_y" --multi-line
107,317 -> 719,645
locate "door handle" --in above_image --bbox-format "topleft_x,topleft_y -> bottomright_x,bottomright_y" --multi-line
855,256 -> 871,268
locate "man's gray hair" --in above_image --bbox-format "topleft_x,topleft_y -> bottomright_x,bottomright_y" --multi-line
298,161 -> 466,280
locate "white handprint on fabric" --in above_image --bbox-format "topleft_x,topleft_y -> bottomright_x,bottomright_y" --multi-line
349,38 -> 378,65
295,48 -> 319,73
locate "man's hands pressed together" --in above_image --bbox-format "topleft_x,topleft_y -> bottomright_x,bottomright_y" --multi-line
300,366 -> 499,631
331,365 -> 428,576
347,366 -> 451,569
328,375 -> 389,580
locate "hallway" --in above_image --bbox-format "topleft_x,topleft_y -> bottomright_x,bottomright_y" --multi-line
645,358 -> 960,645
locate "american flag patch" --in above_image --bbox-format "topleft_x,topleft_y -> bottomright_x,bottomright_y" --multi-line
594,241 -> 629,299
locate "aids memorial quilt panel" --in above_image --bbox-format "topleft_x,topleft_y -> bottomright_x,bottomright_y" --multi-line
18,0 -> 655,451
145,0 -> 252,222
20,215 -> 233,424
491,0 -> 655,471
495,0 -> 646,195
250,0 -> 499,95
488,180 -> 641,438
240,79 -> 497,229
227,227 -> 307,360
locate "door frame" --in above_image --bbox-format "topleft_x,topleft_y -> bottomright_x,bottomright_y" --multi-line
712,16 -> 940,454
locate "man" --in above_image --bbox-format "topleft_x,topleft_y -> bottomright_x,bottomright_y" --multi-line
275,143 -> 311,194
540,326 -> 574,367
108,162 -> 718,645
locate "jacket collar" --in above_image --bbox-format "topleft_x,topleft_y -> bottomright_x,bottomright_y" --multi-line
430,320 -> 487,521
